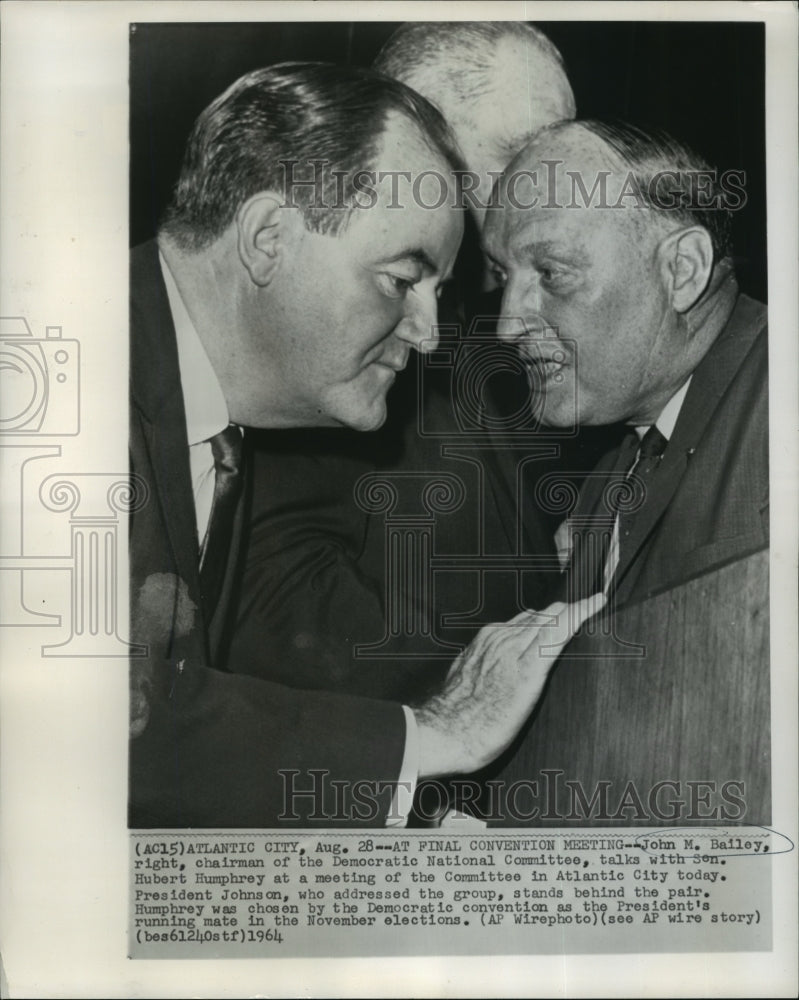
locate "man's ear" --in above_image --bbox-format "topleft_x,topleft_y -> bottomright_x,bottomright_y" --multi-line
657,225 -> 714,313
236,193 -> 287,286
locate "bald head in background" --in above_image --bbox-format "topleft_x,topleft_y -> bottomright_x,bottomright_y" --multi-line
375,21 -> 576,228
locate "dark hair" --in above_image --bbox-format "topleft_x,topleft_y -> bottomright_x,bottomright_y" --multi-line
160,62 -> 463,252
571,120 -> 734,259
374,21 -> 572,108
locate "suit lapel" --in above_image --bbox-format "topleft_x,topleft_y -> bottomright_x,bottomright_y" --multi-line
571,435 -> 639,520
131,242 -> 205,630
612,294 -> 767,599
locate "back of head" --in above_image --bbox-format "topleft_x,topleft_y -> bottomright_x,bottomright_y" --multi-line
160,61 -> 463,253
376,21 -> 568,95
375,21 -> 575,136
375,22 -> 575,226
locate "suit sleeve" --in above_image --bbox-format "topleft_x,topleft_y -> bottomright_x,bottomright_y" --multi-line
130,654 -> 406,828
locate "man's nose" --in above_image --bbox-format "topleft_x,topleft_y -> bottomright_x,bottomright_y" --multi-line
495,279 -> 543,344
395,286 -> 440,354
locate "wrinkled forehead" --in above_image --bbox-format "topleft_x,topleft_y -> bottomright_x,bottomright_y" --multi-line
483,127 -> 641,254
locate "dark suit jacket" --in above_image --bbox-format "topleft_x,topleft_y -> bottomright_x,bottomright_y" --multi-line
485,294 -> 770,826
128,241 -> 406,828
227,297 -> 621,703
572,293 -> 768,607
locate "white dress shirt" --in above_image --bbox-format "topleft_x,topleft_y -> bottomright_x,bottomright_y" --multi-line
159,251 -> 418,825
160,250 -> 231,543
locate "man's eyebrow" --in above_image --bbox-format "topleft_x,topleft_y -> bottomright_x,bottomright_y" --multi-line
515,239 -> 558,258
513,239 -> 587,264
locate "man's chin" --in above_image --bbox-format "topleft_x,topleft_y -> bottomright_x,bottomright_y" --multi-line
532,401 -> 578,433
337,400 -> 389,433
355,414 -> 388,433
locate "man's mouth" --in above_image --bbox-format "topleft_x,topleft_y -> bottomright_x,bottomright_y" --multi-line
522,351 -> 567,379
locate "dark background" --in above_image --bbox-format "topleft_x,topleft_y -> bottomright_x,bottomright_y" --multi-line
130,20 -> 767,301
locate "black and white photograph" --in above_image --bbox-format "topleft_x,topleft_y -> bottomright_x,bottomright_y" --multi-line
129,18 -> 770,829
1,1 -> 797,996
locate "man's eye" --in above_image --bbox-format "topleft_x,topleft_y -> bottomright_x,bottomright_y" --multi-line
537,262 -> 569,287
378,272 -> 418,298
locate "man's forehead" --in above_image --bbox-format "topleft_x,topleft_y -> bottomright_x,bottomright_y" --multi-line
484,204 -> 561,258
482,129 -> 639,243
484,186 -> 634,263
346,182 -> 463,276
374,110 -> 453,173
512,123 -> 616,170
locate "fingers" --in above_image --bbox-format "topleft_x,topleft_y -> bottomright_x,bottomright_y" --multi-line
520,592 -> 605,658
507,604 -> 564,626
418,593 -> 609,778
449,593 -> 606,691
463,601 -> 580,675
574,592 -> 606,627
473,607 -> 560,658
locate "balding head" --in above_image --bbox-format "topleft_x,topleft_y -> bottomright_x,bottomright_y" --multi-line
375,22 -> 575,226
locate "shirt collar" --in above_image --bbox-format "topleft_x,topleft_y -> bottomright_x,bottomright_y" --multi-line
159,249 -> 229,446
634,376 -> 692,443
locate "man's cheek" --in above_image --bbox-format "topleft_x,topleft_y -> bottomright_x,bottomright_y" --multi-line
349,301 -> 402,350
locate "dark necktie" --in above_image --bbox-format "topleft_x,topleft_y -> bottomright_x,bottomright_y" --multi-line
617,424 -> 668,568
199,424 -> 244,623
566,426 -> 667,600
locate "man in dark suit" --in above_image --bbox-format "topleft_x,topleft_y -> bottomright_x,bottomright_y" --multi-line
483,119 -> 768,607
467,119 -> 769,827
228,23 -> 611,704
129,63 -> 599,829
